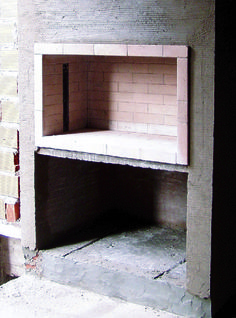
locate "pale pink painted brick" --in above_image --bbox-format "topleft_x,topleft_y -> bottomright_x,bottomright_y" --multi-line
148,63 -> 177,75
69,102 -> 87,112
178,100 -> 188,123
164,115 -> 178,126
44,94 -> 62,106
43,104 -> 63,116
164,95 -> 177,105
88,100 -> 117,111
117,121 -> 148,133
148,84 -> 177,95
147,124 -> 177,136
88,71 -> 104,83
118,102 -> 147,113
88,109 -> 109,121
44,84 -> 63,96
110,111 -> 133,122
70,91 -> 87,103
118,62 -> 149,74
88,61 -> 119,72
94,44 -> 127,56
177,122 -> 188,165
133,73 -> 163,84
69,61 -> 87,73
128,45 -> 163,57
43,75 -> 63,87
113,91 -> 155,104
119,82 -> 148,94
164,74 -> 177,85
164,57 -> 177,65
163,45 -> 188,58
137,93 -> 164,104
69,116 -> 87,131
104,72 -> 132,83
88,91 -> 108,101
88,80 -> 118,92
148,104 -> 164,114
63,43 -> 94,55
164,105 -> 178,116
177,58 -> 188,101
134,112 -> 164,125
43,63 -> 62,75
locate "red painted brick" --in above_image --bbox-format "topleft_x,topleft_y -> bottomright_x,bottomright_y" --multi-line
6,202 -> 20,222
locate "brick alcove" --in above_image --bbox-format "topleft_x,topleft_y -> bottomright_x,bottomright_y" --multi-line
35,44 -> 188,165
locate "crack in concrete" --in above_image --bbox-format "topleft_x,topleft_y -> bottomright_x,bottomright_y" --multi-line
153,258 -> 186,280
62,238 -> 102,257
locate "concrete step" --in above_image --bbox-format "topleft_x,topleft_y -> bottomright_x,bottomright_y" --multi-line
0,274 -> 183,318
36,219 -> 211,317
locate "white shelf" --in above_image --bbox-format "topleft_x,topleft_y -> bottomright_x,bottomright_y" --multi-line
36,129 -> 179,165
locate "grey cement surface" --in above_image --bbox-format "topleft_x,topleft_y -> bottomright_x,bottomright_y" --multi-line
39,224 -> 211,317
0,274 -> 184,318
43,225 -> 186,284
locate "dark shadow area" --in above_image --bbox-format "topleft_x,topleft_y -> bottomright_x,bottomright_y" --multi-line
211,1 -> 236,317
35,153 -> 187,251
45,209 -> 155,250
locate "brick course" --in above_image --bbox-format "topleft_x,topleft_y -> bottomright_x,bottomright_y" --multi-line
43,55 -> 177,137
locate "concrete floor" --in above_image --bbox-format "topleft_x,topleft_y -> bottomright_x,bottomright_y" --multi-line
0,218 -> 211,317
0,274 -> 183,318
37,219 -> 211,317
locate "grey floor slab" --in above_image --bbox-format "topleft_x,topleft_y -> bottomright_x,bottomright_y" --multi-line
61,226 -> 186,283
39,219 -> 211,317
0,274 -> 184,318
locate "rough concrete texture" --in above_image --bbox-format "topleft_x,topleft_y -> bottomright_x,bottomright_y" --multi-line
0,274 -> 184,318
38,222 -> 210,317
